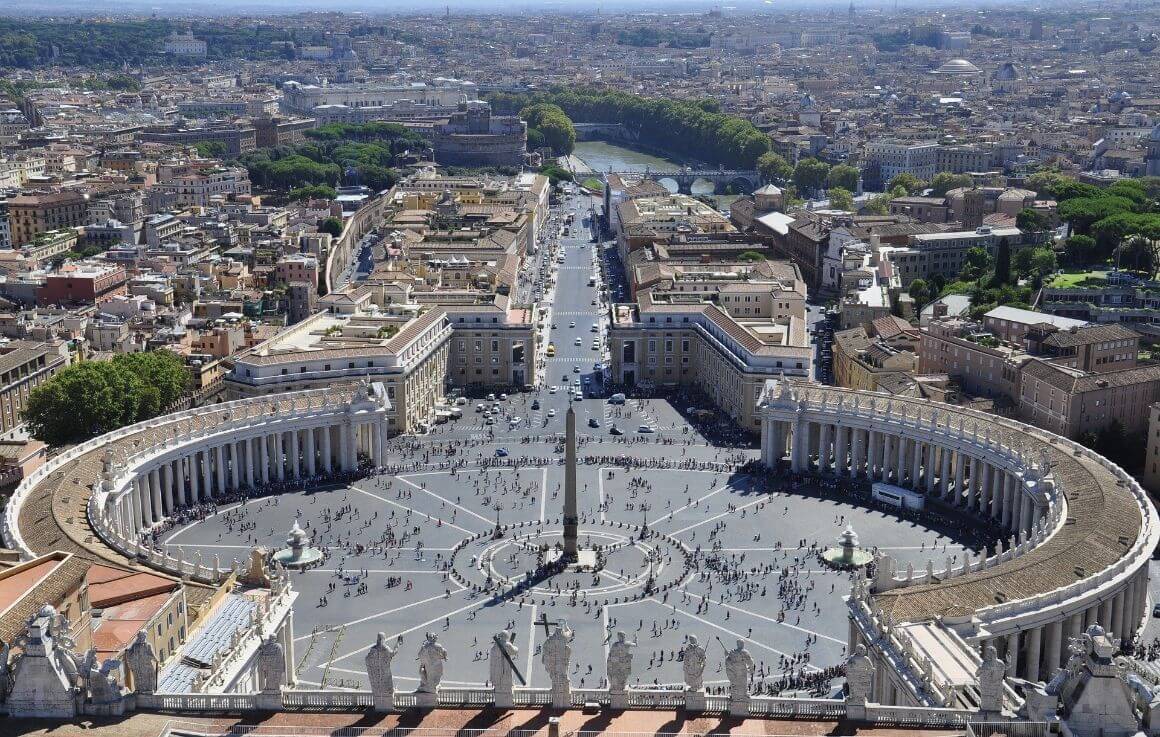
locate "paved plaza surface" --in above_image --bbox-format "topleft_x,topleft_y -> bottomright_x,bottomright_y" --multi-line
159,194 -> 996,697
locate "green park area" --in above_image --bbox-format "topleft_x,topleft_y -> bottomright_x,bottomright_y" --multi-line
1045,270 -> 1109,288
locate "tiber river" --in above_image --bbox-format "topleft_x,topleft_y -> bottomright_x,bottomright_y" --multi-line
571,140 -> 722,198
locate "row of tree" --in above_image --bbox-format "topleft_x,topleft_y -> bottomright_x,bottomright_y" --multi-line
486,88 -> 771,169
237,122 -> 429,193
520,104 -> 577,156
24,351 -> 191,445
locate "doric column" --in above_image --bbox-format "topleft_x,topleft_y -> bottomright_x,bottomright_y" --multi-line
1025,626 -> 1043,683
244,437 -> 255,488
818,423 -> 832,473
230,441 -> 241,491
275,431 -> 286,481
290,429 -> 301,479
1019,492 -> 1032,535
989,466 -> 1002,518
1002,474 -> 1015,529
322,425 -> 333,474
1067,612 -> 1083,650
125,492 -> 138,534
1099,598 -> 1114,632
967,458 -> 980,510
979,464 -> 992,515
259,436 -> 270,487
200,450 -> 213,499
305,428 -> 317,476
215,445 -> 226,494
954,453 -> 965,505
924,444 -> 937,493
134,478 -> 150,527
150,469 -> 163,520
939,447 -> 951,495
867,430 -> 879,477
189,455 -> 201,503
1045,620 -> 1063,673
1112,590 -> 1126,645
371,423 -> 384,468
162,463 -> 175,513
894,434 -> 905,482
1005,631 -> 1019,677
910,440 -> 922,488
173,460 -> 186,507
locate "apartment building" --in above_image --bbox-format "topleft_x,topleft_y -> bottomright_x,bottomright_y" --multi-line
7,191 -> 88,245
886,226 -> 1027,286
37,262 -> 128,307
0,340 -> 68,439
919,317 -> 1026,402
864,140 -> 939,182
1017,359 -> 1160,439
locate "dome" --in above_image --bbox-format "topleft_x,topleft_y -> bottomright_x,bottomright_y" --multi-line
995,62 -> 1021,80
933,58 -> 982,75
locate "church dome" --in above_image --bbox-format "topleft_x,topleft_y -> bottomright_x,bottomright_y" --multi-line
933,58 -> 982,75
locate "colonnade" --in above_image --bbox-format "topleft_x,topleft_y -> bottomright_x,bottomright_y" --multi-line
763,416 -> 1043,537
109,418 -> 389,539
759,383 -> 1157,692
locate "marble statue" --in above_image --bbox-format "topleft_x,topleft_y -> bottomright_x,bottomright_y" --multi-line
239,546 -> 272,587
541,622 -> 572,691
681,635 -> 706,692
255,634 -> 286,693
489,630 -> 519,694
88,659 -> 121,703
416,632 -> 447,693
606,631 -> 635,692
124,631 -> 158,694
978,644 -> 1007,713
724,639 -> 754,701
365,632 -> 397,696
845,644 -> 874,703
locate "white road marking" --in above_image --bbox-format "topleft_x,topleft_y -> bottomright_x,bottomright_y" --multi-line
397,474 -> 494,526
348,486 -> 478,535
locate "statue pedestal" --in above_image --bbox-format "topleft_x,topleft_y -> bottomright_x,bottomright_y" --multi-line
684,690 -> 706,711
845,699 -> 867,721
551,685 -> 571,709
416,690 -> 438,708
610,689 -> 628,709
256,690 -> 283,711
728,696 -> 750,717
495,688 -> 514,709
372,692 -> 395,712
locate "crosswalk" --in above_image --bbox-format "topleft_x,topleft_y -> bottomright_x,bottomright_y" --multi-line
602,401 -> 661,432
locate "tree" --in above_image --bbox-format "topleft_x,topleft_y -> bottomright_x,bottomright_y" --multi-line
114,351 -> 190,414
890,184 -> 909,199
519,103 -> 576,155
1029,247 -> 1058,284
792,158 -> 830,195
24,361 -> 145,444
289,184 -> 337,201
962,246 -> 991,279
738,250 -> 765,262
930,172 -> 972,196
320,217 -> 343,237
993,237 -> 1012,286
195,140 -> 227,159
908,278 -> 931,307
826,164 -> 859,192
888,172 -> 926,195
1016,208 -> 1050,232
757,152 -> 793,183
827,187 -> 854,211
865,192 -> 893,216
1064,234 -> 1096,266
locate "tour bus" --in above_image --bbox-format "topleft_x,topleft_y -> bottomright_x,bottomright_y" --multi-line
871,482 -> 925,512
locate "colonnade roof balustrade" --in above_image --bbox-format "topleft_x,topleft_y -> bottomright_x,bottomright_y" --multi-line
766,382 -> 1154,626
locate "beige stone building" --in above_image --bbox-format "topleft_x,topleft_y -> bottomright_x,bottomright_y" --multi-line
1016,359 -> 1160,440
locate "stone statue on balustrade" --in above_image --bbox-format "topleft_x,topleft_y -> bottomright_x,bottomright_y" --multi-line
542,621 -> 572,708
239,547 -> 272,587
724,639 -> 754,715
255,634 -> 286,693
844,644 -> 875,719
681,635 -> 706,693
607,631 -> 635,692
416,631 -> 447,706
365,632 -> 397,712
490,630 -> 519,708
977,644 -> 1007,715
87,657 -> 123,708
124,631 -> 158,694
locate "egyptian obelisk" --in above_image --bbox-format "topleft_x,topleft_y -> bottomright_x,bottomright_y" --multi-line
563,403 -> 578,560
